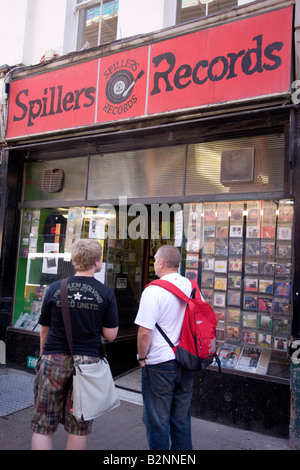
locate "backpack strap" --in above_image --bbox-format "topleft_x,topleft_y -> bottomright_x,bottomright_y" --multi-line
147,279 -> 191,304
155,323 -> 175,349
147,279 -> 190,351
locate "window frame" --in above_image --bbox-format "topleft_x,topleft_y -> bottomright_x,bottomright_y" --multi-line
75,0 -> 119,51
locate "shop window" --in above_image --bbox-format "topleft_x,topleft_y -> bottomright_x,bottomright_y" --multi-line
180,0 -> 238,22
76,0 -> 119,51
183,199 -> 293,381
185,134 -> 285,196
13,205 -> 145,339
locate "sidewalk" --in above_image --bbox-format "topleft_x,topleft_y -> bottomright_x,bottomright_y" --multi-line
0,366 -> 291,451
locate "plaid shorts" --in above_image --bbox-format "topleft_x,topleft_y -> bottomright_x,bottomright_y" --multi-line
31,354 -> 99,436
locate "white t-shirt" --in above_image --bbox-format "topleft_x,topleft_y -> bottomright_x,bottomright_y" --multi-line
134,272 -> 192,365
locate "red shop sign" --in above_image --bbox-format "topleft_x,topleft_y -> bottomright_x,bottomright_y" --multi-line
6,60 -> 99,138
6,6 -> 293,139
147,6 -> 293,115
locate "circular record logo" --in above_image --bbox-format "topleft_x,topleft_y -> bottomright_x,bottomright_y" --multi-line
104,69 -> 145,115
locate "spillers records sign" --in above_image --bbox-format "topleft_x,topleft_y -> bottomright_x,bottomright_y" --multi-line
98,46 -> 147,122
6,7 -> 293,139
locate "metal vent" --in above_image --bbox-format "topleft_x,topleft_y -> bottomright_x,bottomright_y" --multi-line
220,148 -> 255,184
42,168 -> 64,193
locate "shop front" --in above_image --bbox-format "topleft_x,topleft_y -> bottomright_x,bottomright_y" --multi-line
2,4 -> 298,436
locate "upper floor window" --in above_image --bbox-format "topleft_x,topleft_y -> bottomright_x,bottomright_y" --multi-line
179,0 -> 238,22
76,0 -> 119,51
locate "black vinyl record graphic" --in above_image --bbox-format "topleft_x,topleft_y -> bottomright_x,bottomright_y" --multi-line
106,70 -> 134,104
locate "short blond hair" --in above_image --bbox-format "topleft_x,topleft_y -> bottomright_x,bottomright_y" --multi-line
71,239 -> 102,271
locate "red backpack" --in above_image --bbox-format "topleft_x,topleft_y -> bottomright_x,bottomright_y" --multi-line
148,279 -> 220,372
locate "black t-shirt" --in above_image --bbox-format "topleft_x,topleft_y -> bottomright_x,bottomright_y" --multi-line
39,276 -> 119,356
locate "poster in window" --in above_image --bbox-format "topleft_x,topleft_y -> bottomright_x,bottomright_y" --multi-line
242,331 -> 256,345
230,225 -> 243,238
236,346 -> 271,374
215,260 -> 227,273
277,226 -> 292,240
227,274 -> 242,289
214,276 -> 227,291
259,279 -> 274,294
243,294 -> 258,310
215,241 -> 228,256
202,272 -> 214,289
230,203 -> 244,222
258,315 -> 272,330
246,225 -> 260,238
260,261 -> 275,276
186,252 -> 199,269
243,313 -> 257,328
216,226 -> 229,238
274,336 -> 288,351
214,292 -> 226,308
225,325 -> 240,341
261,225 -> 275,239
278,204 -> 293,222
276,244 -> 291,259
227,308 -> 240,323
227,290 -> 241,306
275,263 -> 291,277
203,241 -> 215,254
274,281 -> 290,297
229,258 -> 242,272
217,342 -> 241,368
257,333 -> 272,348
244,277 -> 258,292
204,225 -> 215,238
42,243 -> 59,274
203,257 -> 214,271
245,241 -> 260,256
258,297 -> 272,313
245,260 -> 259,274
273,318 -> 288,334
229,241 -> 243,255
261,242 -> 275,256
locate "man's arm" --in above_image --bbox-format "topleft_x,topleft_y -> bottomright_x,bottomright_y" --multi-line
137,326 -> 152,366
40,325 -> 50,356
102,326 -> 118,342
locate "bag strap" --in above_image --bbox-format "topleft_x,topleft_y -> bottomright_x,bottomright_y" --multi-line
155,323 -> 175,349
147,279 -> 191,304
60,278 -> 73,357
148,279 -> 191,350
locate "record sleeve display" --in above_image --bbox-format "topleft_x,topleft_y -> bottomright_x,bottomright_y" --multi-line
184,200 -> 293,380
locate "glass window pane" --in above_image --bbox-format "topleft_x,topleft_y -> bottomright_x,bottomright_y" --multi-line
183,199 -> 293,380
180,0 -> 238,22
77,1 -> 119,50
13,205 -> 144,339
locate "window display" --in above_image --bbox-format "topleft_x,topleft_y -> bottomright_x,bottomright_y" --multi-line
184,199 -> 293,380
13,198 -> 294,380
13,206 -> 144,338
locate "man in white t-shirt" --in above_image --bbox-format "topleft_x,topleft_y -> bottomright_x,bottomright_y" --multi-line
135,245 -> 194,450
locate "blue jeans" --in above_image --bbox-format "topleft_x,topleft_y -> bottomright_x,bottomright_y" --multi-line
141,360 -> 194,450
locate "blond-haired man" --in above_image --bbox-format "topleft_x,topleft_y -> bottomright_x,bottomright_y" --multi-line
31,239 -> 118,450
